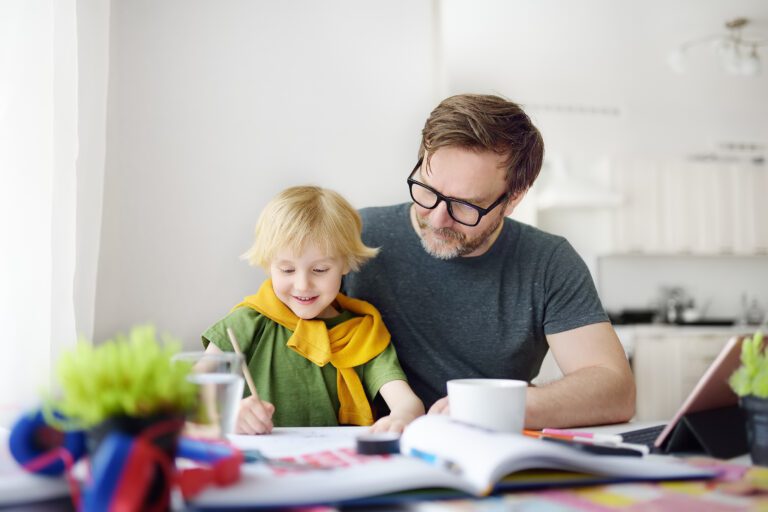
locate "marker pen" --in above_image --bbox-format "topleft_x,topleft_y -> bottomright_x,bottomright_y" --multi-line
541,428 -> 624,445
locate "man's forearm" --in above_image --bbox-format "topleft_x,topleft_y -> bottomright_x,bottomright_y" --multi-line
524,366 -> 636,429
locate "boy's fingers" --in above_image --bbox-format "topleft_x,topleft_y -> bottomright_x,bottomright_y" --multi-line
241,409 -> 270,434
250,403 -> 274,431
236,397 -> 274,434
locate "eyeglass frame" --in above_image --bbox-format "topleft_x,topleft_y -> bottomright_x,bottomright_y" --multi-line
407,157 -> 510,227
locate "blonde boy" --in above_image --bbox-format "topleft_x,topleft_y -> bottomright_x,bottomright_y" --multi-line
202,186 -> 424,434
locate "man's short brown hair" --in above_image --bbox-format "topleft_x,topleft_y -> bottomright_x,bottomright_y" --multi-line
419,94 -> 544,198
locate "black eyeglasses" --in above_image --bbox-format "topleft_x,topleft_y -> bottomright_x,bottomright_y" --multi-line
407,158 -> 509,227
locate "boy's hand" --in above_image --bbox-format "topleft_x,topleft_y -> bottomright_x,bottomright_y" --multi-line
374,380 -> 425,433
369,412 -> 417,434
235,396 -> 275,435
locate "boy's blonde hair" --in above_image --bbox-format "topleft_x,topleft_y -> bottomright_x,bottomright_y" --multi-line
242,186 -> 379,272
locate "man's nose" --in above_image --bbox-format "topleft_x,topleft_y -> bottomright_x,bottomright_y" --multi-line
429,200 -> 455,229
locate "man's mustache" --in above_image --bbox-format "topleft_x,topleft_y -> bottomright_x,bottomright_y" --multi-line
431,227 -> 464,242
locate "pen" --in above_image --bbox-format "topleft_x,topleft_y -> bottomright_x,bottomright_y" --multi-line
409,448 -> 461,473
226,327 -> 261,401
527,430 -> 650,455
242,449 -> 332,471
541,428 -> 624,445
523,429 -> 575,441
542,437 -> 645,457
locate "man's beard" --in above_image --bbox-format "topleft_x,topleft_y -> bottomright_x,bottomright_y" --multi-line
415,213 -> 504,260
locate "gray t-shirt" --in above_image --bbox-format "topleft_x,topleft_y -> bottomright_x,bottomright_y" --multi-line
342,203 -> 609,409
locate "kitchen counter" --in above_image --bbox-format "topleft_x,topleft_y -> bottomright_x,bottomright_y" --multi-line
623,324 -> 758,421
614,324 -> 753,358
534,323 -> 756,389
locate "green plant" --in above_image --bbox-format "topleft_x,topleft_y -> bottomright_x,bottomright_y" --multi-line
729,331 -> 768,398
45,325 -> 197,430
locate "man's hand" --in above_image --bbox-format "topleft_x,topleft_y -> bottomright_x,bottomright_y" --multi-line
427,396 -> 450,415
235,396 -> 275,434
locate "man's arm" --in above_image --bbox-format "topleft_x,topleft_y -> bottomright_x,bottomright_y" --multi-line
524,322 -> 635,429
428,322 -> 635,428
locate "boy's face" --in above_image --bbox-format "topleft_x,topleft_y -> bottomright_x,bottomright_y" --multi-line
269,243 -> 348,320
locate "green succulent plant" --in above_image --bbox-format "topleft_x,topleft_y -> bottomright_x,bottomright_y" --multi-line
729,331 -> 768,399
44,325 -> 197,430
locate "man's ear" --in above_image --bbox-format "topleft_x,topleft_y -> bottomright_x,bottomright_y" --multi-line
504,190 -> 527,216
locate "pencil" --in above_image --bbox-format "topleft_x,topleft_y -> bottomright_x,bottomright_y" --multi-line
523,429 -> 572,440
226,327 -> 260,401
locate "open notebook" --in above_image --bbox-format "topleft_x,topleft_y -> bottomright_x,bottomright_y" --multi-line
621,335 -> 747,457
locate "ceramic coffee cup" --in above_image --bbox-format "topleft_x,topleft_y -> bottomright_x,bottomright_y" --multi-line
447,378 -> 527,433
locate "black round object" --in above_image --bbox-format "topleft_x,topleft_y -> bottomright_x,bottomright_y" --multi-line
356,432 -> 401,455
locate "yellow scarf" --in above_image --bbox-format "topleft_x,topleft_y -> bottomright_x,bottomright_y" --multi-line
233,279 -> 391,426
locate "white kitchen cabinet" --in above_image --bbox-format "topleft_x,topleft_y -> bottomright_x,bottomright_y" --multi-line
630,326 -> 744,421
611,161 -> 768,255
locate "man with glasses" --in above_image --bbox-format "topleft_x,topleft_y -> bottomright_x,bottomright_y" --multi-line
344,94 -> 635,428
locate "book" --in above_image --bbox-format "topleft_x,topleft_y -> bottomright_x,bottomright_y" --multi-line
189,415 -> 718,509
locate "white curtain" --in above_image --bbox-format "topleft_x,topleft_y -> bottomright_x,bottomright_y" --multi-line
0,0 -> 79,426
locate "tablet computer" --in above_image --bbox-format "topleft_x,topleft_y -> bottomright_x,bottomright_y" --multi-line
621,335 -> 745,450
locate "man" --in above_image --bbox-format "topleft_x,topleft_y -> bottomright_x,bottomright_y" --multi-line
344,94 -> 635,428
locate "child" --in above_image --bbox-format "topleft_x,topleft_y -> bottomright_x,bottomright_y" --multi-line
202,186 -> 424,434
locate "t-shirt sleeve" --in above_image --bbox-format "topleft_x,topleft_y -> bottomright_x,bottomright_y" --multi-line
201,307 -> 265,355
542,239 -> 609,335
358,343 -> 408,399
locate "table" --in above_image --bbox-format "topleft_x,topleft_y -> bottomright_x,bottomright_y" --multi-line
3,423 -> 767,511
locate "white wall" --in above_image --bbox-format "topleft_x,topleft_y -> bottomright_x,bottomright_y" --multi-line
94,0 -> 437,346
93,0 -> 768,345
439,0 -> 768,158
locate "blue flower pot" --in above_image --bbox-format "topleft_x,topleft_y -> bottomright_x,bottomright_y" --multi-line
85,414 -> 184,512
742,396 -> 768,466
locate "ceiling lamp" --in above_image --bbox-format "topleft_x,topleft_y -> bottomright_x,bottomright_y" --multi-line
668,17 -> 768,77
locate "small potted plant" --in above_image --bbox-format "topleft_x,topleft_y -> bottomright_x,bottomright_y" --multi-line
44,325 -> 198,510
729,330 -> 768,466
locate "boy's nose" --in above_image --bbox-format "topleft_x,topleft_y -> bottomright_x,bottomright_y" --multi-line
294,271 -> 311,291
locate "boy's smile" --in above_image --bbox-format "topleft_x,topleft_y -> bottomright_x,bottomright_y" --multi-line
269,244 -> 348,320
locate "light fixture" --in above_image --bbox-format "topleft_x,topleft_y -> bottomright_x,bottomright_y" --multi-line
667,17 -> 768,77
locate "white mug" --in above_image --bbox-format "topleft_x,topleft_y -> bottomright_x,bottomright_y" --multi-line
447,378 -> 527,433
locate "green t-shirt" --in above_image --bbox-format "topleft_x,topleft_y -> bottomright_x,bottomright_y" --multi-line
202,307 -> 407,427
